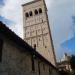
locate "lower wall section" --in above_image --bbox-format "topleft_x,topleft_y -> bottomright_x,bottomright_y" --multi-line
0,35 -> 59,75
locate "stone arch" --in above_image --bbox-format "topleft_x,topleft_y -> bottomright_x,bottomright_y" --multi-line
39,8 -> 42,14
25,12 -> 29,18
34,9 -> 38,15
29,11 -> 33,16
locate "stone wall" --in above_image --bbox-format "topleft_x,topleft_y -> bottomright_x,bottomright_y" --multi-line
0,33 -> 58,75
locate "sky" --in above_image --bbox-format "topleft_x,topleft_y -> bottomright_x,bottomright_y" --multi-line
0,16 -> 13,25
0,0 -> 75,61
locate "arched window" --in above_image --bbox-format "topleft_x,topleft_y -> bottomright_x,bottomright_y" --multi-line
39,8 -> 42,14
25,12 -> 29,18
35,9 -> 38,15
29,11 -> 33,16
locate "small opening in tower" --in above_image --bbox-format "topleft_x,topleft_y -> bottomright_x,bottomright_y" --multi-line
35,9 -> 38,15
39,8 -> 42,14
42,20 -> 43,22
39,38 -> 40,41
34,44 -> 36,50
45,46 -> 47,48
29,11 -> 33,16
25,12 -> 29,18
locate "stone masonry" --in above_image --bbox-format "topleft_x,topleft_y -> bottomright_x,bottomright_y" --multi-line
0,22 -> 58,75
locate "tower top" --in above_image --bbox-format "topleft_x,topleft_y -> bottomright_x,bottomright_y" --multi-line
22,0 -> 45,7
22,0 -> 39,6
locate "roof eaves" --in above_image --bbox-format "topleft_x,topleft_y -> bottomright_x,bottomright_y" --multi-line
22,0 -> 41,6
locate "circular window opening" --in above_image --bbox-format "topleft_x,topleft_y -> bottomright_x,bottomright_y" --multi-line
35,9 -> 38,15
39,8 -> 42,14
29,11 -> 33,16
25,12 -> 29,17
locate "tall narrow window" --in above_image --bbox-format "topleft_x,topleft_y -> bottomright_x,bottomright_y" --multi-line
39,8 -> 42,14
42,20 -> 43,23
45,46 -> 47,48
34,44 -> 36,50
25,12 -> 29,18
43,63 -> 45,70
31,55 -> 35,71
0,39 -> 3,62
38,61 -> 41,75
29,11 -> 33,16
35,9 -> 38,15
49,67 -> 51,75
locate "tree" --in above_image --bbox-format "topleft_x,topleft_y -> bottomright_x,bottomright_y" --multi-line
70,55 -> 75,70
70,70 -> 75,75
59,70 -> 70,75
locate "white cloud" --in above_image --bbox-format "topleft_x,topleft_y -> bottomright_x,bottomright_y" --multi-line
1,0 -> 75,60
1,0 -> 33,38
46,0 -> 75,60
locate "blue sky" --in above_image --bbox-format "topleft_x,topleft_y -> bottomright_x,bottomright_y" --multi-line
0,0 -> 75,61
61,36 -> 75,52
61,17 -> 75,55
0,0 -> 4,6
0,16 -> 13,26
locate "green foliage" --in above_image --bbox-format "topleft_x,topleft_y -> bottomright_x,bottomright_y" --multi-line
70,70 -> 75,75
70,55 -> 75,70
59,70 -> 70,75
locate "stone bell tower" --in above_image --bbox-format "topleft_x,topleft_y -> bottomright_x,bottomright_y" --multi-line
22,0 -> 56,66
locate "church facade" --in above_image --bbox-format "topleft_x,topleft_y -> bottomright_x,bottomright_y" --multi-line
0,21 -> 58,75
22,0 -> 56,66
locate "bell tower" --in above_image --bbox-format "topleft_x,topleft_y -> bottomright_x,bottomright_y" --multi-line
22,0 -> 56,66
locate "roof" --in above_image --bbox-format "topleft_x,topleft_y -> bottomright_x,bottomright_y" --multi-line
22,0 -> 41,6
0,21 -> 57,70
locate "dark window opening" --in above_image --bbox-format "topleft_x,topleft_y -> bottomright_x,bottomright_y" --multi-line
31,56 -> 35,71
29,11 -> 33,16
43,64 -> 45,70
25,12 -> 29,17
34,44 -> 36,50
38,62 -> 41,75
39,8 -> 42,14
39,38 -> 41,41
0,39 -> 3,62
49,67 -> 51,75
35,9 -> 38,15
39,39 -> 40,41
45,46 -> 47,48
42,20 -> 43,23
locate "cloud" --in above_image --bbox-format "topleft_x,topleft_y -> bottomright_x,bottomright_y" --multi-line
0,0 -> 33,38
0,16 -> 13,25
61,36 -> 75,57
60,16 -> 75,56
0,0 -> 75,60
46,0 -> 75,60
